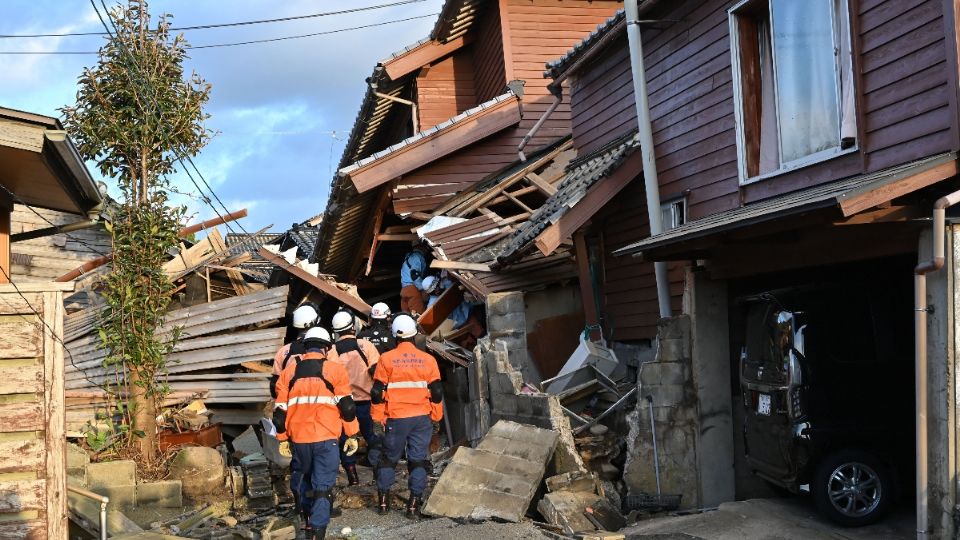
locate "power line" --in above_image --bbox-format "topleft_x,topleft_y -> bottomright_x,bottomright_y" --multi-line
0,0 -> 427,38
0,13 -> 437,54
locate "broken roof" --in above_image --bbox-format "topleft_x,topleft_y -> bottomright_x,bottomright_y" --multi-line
497,131 -> 641,263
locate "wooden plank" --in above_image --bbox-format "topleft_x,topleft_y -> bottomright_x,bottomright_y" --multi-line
382,35 -> 472,80
0,478 -> 44,512
346,97 -> 522,193
535,152 -> 642,256
0,402 -> 41,431
418,286 -> 464,335
42,291 -> 66,540
0,361 -> 42,395
525,172 -> 557,196
0,317 -> 40,358
0,518 -> 45,540
0,433 -> 42,474
376,234 -> 418,242
573,232 -> 600,333
258,248 -> 371,314
839,159 -> 958,216
429,260 -> 492,272
240,361 -> 273,373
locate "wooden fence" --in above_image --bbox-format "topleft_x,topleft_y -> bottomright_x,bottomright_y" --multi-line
0,283 -> 70,539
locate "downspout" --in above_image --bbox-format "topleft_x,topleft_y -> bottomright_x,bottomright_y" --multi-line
915,188 -> 960,540
518,90 -> 561,162
626,0 -> 671,317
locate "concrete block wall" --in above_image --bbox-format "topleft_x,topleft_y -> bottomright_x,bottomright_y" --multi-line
623,315 -> 700,508
486,291 -> 540,384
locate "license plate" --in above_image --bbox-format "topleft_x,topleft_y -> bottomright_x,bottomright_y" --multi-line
758,393 -> 772,416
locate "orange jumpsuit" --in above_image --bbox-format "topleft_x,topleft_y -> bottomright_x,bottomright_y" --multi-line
371,341 -> 443,424
275,351 -> 359,443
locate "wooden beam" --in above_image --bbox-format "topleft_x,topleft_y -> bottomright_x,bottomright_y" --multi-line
573,232 -> 600,341
535,152 -> 642,256
418,285 -> 463,335
377,233 -> 418,241
832,205 -> 922,225
430,260 -> 492,272
839,159 -> 959,216
0,208 -> 10,284
526,172 -> 557,196
359,186 -> 390,278
258,247 -> 372,315
382,35 -> 472,80
346,96 -> 522,193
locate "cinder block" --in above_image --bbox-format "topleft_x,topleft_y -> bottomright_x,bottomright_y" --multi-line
90,484 -> 136,509
657,338 -> 690,362
657,315 -> 691,339
487,311 -> 526,333
659,361 -> 689,385
640,363 -> 662,385
137,480 -> 183,508
486,291 -> 525,317
545,470 -> 598,493
651,384 -> 687,407
87,460 -> 136,488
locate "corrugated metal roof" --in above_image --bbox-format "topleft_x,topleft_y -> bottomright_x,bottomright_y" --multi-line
544,9 -> 625,80
497,131 -> 641,262
339,91 -> 518,175
615,152 -> 960,257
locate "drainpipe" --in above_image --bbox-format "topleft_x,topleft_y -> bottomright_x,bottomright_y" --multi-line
914,187 -> 960,540
517,91 -> 561,162
626,0 -> 671,317
369,80 -> 418,134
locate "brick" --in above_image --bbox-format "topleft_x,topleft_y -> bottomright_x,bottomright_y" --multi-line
137,480 -> 183,508
87,460 -> 136,488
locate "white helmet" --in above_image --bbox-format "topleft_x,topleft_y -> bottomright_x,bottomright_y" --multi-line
291,304 -> 319,329
331,310 -> 355,334
421,275 -> 439,294
370,302 -> 391,320
391,313 -> 418,339
303,327 -> 332,346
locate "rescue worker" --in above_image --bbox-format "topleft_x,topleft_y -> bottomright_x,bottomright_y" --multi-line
270,302 -> 320,398
399,244 -> 429,315
274,327 -> 361,540
329,309 -> 382,485
370,313 -> 444,518
421,275 -> 441,310
358,302 -> 395,354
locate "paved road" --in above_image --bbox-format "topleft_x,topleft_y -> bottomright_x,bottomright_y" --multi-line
621,498 -> 914,540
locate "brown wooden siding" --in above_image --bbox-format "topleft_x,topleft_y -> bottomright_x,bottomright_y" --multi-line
473,2 -> 508,103
588,178 -> 684,341
500,0 -> 623,153
416,50 -> 477,131
570,0 -> 956,218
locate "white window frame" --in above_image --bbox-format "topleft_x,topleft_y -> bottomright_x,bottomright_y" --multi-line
661,197 -> 687,231
728,0 -> 858,186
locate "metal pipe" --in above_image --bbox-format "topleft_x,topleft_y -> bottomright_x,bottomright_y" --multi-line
914,187 -> 960,540
68,485 -> 109,540
517,92 -> 562,162
373,90 -> 419,134
626,0 -> 671,317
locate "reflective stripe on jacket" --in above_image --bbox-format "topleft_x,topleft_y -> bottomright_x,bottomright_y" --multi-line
275,351 -> 359,443
371,341 -> 442,423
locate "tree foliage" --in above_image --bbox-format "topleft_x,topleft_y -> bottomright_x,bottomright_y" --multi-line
61,0 -> 213,461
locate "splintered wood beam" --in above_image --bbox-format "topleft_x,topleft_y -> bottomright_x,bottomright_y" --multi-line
429,260 -> 492,272
360,186 -> 390,278
535,152 -> 642,256
838,159 -> 959,216
258,247 -> 372,315
526,172 -> 557,196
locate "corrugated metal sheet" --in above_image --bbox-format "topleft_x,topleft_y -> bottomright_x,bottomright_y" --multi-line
615,152 -> 959,257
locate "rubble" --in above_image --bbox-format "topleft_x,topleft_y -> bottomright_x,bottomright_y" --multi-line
423,420 -> 558,522
169,446 -> 226,501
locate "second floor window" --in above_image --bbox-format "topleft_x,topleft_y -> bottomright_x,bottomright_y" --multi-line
730,0 -> 856,183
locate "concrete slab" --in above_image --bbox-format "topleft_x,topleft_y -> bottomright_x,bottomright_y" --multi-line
622,498 -> 914,540
136,480 -> 183,508
87,459 -> 137,488
423,420 -> 558,522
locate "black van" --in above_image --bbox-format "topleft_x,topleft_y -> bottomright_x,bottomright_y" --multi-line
739,282 -> 913,526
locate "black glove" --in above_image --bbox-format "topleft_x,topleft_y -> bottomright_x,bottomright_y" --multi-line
373,422 -> 385,437
432,421 -> 441,434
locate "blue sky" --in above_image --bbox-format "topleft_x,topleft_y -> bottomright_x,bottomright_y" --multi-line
0,0 -> 445,233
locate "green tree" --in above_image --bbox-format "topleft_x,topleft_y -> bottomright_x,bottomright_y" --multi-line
62,0 -> 212,462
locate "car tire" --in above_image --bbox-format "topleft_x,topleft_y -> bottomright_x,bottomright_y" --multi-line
813,449 -> 894,527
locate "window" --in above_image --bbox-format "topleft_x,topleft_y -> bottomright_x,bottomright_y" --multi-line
729,0 -> 856,183
661,198 -> 686,230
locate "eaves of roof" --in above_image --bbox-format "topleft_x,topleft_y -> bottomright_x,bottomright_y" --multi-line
544,10 -> 626,81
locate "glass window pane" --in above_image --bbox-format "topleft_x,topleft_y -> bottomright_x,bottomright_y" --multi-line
771,0 -> 840,163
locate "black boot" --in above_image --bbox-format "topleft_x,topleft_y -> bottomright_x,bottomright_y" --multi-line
377,490 -> 390,515
309,526 -> 326,540
345,464 -> 360,486
405,494 -> 423,519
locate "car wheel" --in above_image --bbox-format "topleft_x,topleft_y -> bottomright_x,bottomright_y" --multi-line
813,450 -> 894,527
